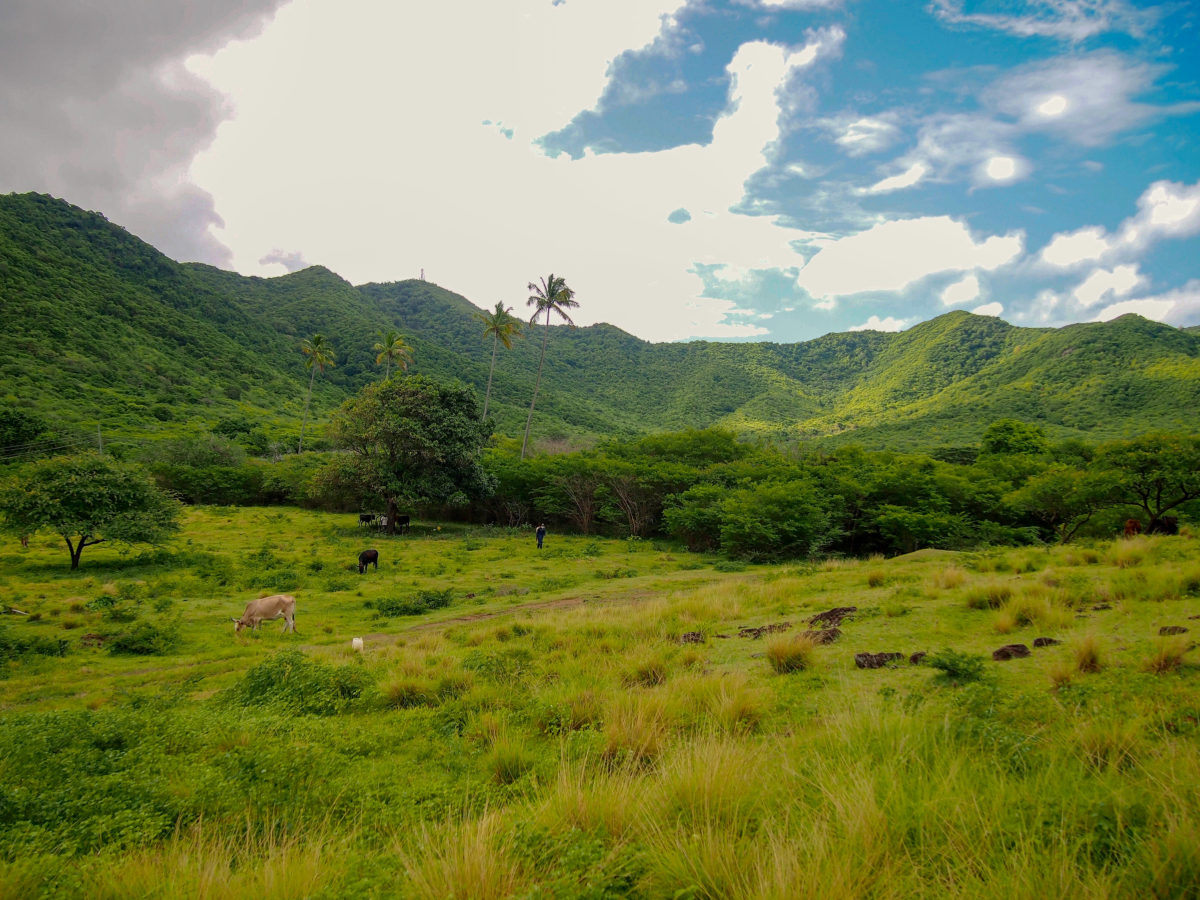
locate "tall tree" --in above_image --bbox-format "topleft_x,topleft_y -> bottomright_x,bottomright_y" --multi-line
320,376 -> 491,534
298,333 -> 336,453
0,453 -> 181,569
474,302 -> 523,422
521,274 -> 578,459
373,328 -> 414,381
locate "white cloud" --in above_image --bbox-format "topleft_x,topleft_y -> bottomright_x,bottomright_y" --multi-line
832,115 -> 900,156
981,154 -> 1027,184
1092,280 -> 1200,327
1040,179 -> 1200,269
941,273 -> 981,306
188,4 -> 847,341
864,162 -> 928,194
1092,298 -> 1176,323
1072,264 -> 1143,308
1040,225 -> 1112,267
930,0 -> 1156,42
972,301 -> 1004,317
848,315 -> 910,332
794,216 -> 1023,300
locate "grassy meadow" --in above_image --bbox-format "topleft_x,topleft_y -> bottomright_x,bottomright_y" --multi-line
1,507 -> 1199,898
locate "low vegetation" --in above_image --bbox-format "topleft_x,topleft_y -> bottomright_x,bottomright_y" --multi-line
0,506 -> 1197,897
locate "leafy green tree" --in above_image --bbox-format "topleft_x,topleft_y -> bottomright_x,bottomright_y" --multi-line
0,407 -> 47,454
663,483 -> 726,551
373,328 -> 414,381
322,376 -> 491,534
719,479 -> 832,561
475,302 -> 523,422
521,274 -> 578,459
1095,433 -> 1200,530
298,333 -> 336,453
980,419 -> 1049,456
1008,464 -> 1115,543
0,453 -> 181,568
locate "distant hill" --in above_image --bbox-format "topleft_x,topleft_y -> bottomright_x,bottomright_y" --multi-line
2,191 -> 1199,451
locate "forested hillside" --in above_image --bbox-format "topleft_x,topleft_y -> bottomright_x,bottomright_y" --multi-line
3,192 -> 1199,451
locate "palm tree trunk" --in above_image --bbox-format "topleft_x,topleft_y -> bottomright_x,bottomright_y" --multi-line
521,314 -> 550,459
483,333 -> 499,420
299,364 -> 317,453
385,356 -> 391,381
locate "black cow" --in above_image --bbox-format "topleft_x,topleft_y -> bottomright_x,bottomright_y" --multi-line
1147,516 -> 1179,535
359,513 -> 377,527
358,548 -> 379,574
395,514 -> 411,533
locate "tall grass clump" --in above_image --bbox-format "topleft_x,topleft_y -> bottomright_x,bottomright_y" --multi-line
398,812 -> 525,900
765,634 -> 816,674
930,565 -> 968,590
1072,634 -> 1105,674
1141,637 -> 1193,674
964,579 -> 1014,610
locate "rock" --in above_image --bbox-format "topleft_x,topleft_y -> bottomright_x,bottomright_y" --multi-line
1032,637 -> 1061,648
909,651 -> 927,665
801,627 -> 841,645
713,634 -> 732,639
738,622 -> 792,639
1159,626 -> 1188,636
854,652 -> 904,669
81,633 -> 105,648
992,644 -> 1031,661
808,606 -> 858,628
1092,603 -> 1112,611
679,631 -> 706,644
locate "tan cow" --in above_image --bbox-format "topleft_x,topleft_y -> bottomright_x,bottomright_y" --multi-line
233,594 -> 297,634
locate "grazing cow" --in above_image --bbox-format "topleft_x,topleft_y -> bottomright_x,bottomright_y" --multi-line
395,514 -> 411,533
233,594 -> 296,634
1123,518 -> 1142,537
1148,516 -> 1180,535
358,548 -> 379,574
359,513 -> 377,527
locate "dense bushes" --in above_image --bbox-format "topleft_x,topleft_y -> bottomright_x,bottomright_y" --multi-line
222,649 -> 374,715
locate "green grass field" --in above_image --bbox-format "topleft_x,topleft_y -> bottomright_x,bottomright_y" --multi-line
1,508 -> 1198,898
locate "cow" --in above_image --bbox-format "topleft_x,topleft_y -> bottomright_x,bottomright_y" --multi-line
359,513 -> 377,527
358,548 -> 379,574
395,514 -> 411,533
1123,518 -> 1142,537
233,594 -> 296,634
1148,516 -> 1180,536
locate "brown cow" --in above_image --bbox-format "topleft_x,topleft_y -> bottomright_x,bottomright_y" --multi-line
1123,519 -> 1142,537
233,594 -> 296,634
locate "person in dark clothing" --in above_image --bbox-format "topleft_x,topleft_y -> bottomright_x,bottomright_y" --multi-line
535,523 -> 546,549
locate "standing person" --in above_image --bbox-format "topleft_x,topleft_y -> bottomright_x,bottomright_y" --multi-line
535,523 -> 546,549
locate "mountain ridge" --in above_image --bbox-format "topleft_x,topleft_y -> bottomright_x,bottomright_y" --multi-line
2,191 -> 1198,449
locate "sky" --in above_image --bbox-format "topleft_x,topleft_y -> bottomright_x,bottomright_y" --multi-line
2,0 -> 1199,343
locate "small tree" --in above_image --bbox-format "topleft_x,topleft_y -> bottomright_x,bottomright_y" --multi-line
373,328 -> 414,381
475,302 -> 523,421
298,333 -> 336,453
0,454 -> 181,569
1096,433 -> 1200,530
322,376 -> 491,533
522,274 -> 578,459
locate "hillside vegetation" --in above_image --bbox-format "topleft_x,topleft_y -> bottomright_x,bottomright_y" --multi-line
3,192 -> 1200,451
0,509 -> 1197,896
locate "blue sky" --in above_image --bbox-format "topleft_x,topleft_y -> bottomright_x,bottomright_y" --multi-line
4,0 -> 1198,342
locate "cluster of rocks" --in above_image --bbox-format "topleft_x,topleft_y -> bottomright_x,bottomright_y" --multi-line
737,622 -> 792,640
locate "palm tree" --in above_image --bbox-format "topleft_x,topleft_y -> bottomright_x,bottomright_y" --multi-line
373,328 -> 414,380
521,274 -> 578,459
298,333 -> 335,453
474,302 -> 523,421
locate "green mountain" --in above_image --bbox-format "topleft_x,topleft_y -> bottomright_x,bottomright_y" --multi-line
2,192 -> 1199,451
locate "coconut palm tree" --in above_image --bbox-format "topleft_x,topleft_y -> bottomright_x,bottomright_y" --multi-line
521,274 -> 578,459
474,302 -> 523,421
298,333 -> 335,453
373,328 -> 414,381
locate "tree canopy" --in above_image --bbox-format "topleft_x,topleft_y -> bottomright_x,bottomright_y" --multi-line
0,453 -> 181,568
322,376 -> 491,532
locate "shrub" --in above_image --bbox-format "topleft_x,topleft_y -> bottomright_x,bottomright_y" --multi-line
964,580 -> 1013,610
375,589 -> 455,617
926,648 -> 987,683
486,740 -> 534,785
765,634 -> 816,674
1072,634 -> 1105,674
0,623 -> 69,661
223,649 -> 375,715
384,677 -> 437,709
1142,637 -> 1192,674
107,621 -> 180,656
